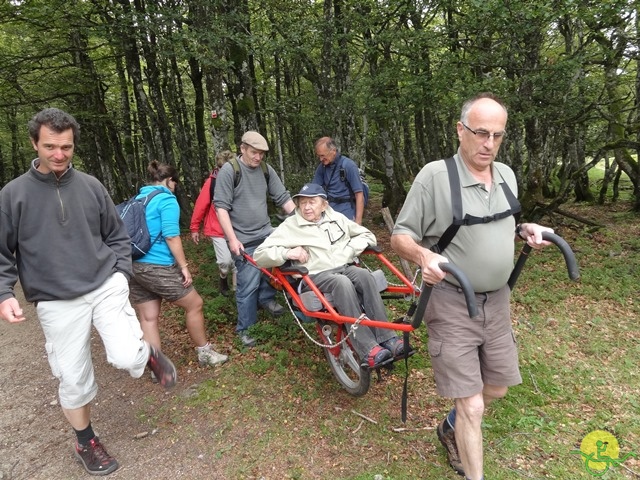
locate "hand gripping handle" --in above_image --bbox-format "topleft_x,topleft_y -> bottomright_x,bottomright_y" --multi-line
508,231 -> 580,290
411,262 -> 478,329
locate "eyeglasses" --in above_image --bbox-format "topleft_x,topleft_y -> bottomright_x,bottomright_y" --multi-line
320,221 -> 345,245
461,123 -> 506,142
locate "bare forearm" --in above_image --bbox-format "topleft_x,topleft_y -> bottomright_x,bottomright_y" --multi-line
354,192 -> 364,224
282,199 -> 296,215
391,234 -> 433,268
165,236 -> 188,267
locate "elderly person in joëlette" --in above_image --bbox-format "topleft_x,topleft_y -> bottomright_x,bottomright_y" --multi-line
253,183 -> 406,368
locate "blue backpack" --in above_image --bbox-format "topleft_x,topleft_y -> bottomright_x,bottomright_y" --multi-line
116,190 -> 165,260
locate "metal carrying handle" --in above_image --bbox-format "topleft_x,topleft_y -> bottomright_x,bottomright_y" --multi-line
508,231 -> 580,290
411,262 -> 478,329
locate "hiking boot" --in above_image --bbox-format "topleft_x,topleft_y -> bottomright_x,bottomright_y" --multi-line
437,418 -> 465,476
363,345 -> 393,369
238,332 -> 257,348
197,344 -> 228,366
147,345 -> 177,389
75,437 -> 119,476
219,276 -> 230,296
259,300 -> 284,316
381,336 -> 405,356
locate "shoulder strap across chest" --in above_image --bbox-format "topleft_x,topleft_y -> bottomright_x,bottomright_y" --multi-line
430,157 -> 521,254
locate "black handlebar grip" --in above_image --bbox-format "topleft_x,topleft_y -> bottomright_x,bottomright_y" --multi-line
441,263 -> 479,318
508,231 -> 580,290
541,232 -> 580,281
411,262 -> 478,328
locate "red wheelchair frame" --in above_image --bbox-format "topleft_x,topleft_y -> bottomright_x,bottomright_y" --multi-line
242,246 -> 472,397
242,232 -> 579,398
244,247 -> 420,396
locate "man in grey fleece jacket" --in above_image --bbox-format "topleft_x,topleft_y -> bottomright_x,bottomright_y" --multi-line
0,108 -> 177,476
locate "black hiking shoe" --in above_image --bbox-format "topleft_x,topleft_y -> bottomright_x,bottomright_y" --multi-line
74,437 -> 119,476
437,418 -> 465,476
219,276 -> 230,296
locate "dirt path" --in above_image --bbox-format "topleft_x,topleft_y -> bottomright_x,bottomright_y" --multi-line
0,285 -> 217,480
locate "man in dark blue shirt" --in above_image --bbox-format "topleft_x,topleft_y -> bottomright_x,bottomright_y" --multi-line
311,137 -> 364,224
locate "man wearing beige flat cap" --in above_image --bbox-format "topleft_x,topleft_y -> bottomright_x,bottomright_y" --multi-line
214,131 -> 295,347
240,131 -> 269,151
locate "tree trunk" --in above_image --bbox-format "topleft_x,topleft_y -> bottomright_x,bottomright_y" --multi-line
134,0 -> 174,166
204,65 -> 233,155
223,0 -> 258,137
115,0 -> 157,165
68,29 -> 132,200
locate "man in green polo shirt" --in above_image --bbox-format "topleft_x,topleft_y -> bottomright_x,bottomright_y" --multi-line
391,92 -> 554,480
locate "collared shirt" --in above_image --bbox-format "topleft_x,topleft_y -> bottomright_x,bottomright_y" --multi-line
311,153 -> 363,220
393,151 -> 518,292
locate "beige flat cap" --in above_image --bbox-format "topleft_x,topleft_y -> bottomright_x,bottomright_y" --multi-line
241,131 -> 269,151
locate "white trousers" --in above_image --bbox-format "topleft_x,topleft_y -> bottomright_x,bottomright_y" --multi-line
37,272 -> 149,409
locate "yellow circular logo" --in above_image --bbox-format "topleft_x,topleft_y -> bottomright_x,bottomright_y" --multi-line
578,430 -> 620,473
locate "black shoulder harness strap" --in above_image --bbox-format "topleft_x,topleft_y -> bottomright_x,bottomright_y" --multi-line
430,157 -> 521,254
323,156 -> 351,203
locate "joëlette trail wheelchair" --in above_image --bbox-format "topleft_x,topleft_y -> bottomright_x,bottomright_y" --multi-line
242,232 -> 579,398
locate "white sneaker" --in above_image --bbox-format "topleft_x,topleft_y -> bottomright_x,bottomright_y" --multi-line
197,345 -> 228,367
